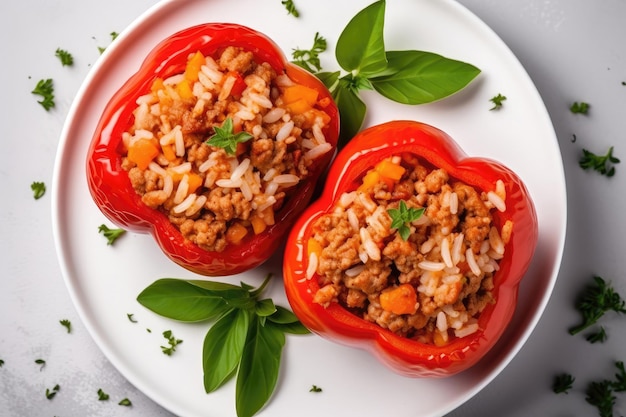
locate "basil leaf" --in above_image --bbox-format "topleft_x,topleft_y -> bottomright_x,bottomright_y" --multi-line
316,71 -> 340,91
267,319 -> 311,335
236,317 -> 285,417
203,309 -> 249,393
188,280 -> 250,297
255,298 -> 277,317
333,82 -> 367,148
137,279 -> 230,322
369,50 -> 481,104
266,306 -> 301,324
266,306 -> 310,333
335,0 -> 387,76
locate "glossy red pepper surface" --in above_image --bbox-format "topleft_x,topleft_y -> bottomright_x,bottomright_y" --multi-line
283,120 -> 538,377
86,23 -> 339,276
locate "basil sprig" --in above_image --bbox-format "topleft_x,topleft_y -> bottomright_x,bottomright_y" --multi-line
137,275 -> 309,417
318,0 -> 481,147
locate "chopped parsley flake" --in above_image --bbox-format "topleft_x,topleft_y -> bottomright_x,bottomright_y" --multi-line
59,319 -> 72,333
161,330 -> 183,356
489,93 -> 506,110
35,359 -> 46,371
98,224 -> 126,245
55,48 -> 74,66
118,398 -> 132,406
31,79 -> 55,111
127,313 -> 138,323
553,373 -> 575,394
579,147 -> 620,178
281,0 -> 300,17
570,101 -> 590,114
45,384 -> 60,400
292,32 -> 327,73
31,181 -> 46,200
309,385 -> 323,392
97,388 -> 110,401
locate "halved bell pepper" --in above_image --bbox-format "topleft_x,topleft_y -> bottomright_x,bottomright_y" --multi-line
86,23 -> 339,276
282,120 -> 538,377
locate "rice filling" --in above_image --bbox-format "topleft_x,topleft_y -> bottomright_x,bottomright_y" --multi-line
121,46 -> 332,251
307,155 -> 513,346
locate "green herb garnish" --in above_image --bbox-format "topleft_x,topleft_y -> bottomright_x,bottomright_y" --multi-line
97,388 -> 110,401
161,330 -> 183,356
55,48 -> 74,66
98,224 -> 126,245
206,117 -> 253,155
35,359 -> 46,371
489,93 -> 507,110
281,0 -> 300,17
118,398 -> 132,406
127,313 -> 137,323
45,384 -> 60,400
586,326 -> 608,344
613,361 -> 626,392
292,32 -> 327,73
569,276 -> 626,336
584,362 -> 626,417
0,359 -> 4,367
31,181 -> 46,200
570,101 -> 590,114
317,0 -> 480,148
137,274 -> 309,417
59,319 -> 72,333
387,200 -> 424,241
309,385 -> 323,393
579,147 -> 620,177
586,380 -> 616,417
553,373 -> 575,394
31,79 -> 55,111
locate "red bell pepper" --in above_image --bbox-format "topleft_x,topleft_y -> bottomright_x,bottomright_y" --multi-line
86,23 -> 339,276
283,120 -> 538,377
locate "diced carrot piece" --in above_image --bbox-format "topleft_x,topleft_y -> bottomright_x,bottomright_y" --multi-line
161,143 -> 177,161
127,138 -> 159,170
176,79 -> 194,100
258,206 -> 275,226
283,85 -> 319,105
167,169 -> 184,183
307,238 -> 323,258
184,51 -> 205,82
375,159 -> 406,181
250,215 -> 267,235
379,283 -> 418,315
186,173 -> 203,195
433,330 -> 449,347
151,77 -> 165,94
284,99 -> 312,115
358,170 -> 381,192
225,222 -> 249,245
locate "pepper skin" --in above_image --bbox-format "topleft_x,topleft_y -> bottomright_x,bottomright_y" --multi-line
283,120 -> 538,377
86,23 -> 339,276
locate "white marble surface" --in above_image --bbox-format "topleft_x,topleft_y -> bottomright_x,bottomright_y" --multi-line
1,0 -> 625,416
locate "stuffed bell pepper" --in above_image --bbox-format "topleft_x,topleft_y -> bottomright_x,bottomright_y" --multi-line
283,120 -> 538,377
87,23 -> 339,276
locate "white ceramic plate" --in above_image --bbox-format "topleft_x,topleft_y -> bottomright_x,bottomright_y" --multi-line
52,0 -> 566,416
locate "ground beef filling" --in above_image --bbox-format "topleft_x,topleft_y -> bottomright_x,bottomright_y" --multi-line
307,155 -> 512,346
120,46 -> 332,251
